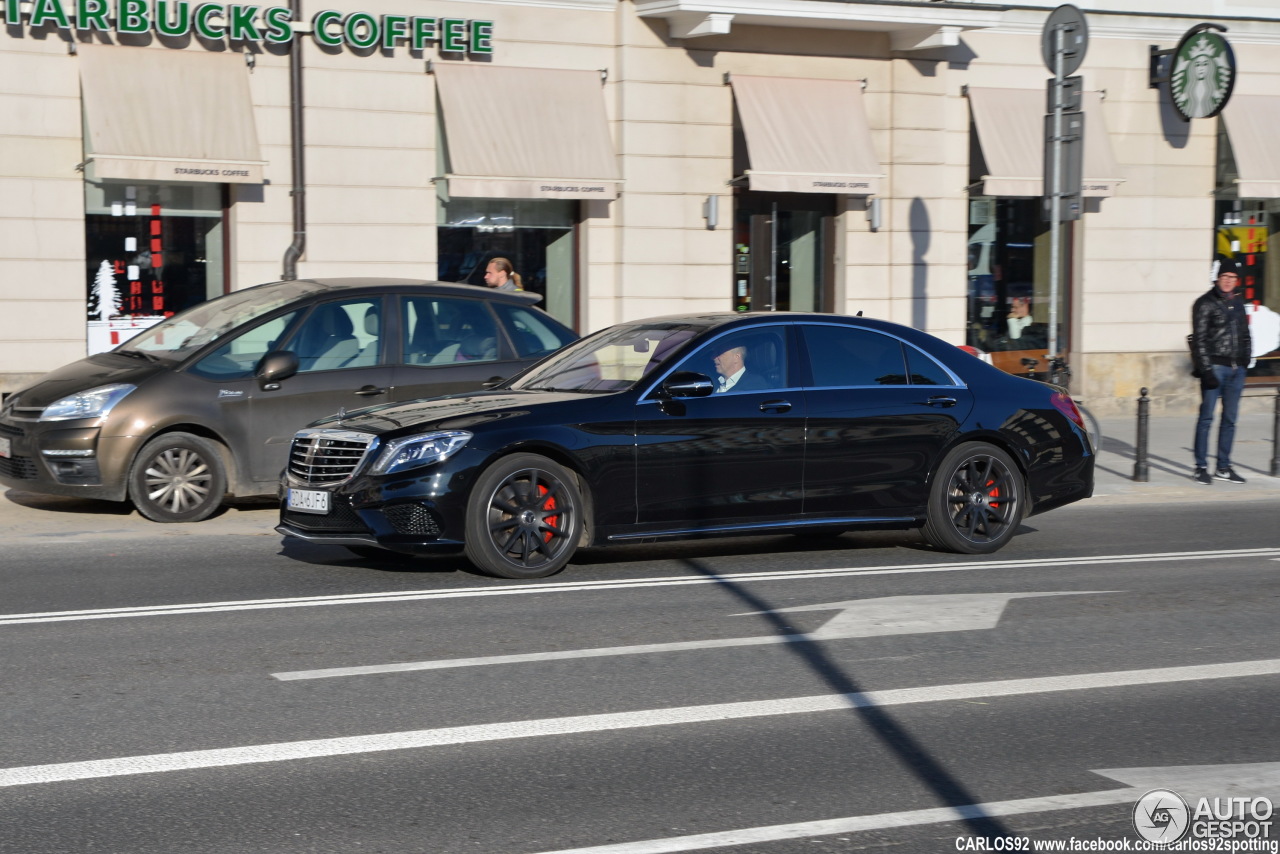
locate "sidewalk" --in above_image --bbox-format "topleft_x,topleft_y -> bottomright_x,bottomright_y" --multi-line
1090,410 -> 1280,503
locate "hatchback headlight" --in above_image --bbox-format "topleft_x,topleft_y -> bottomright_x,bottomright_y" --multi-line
39,384 -> 136,422
370,430 -> 472,476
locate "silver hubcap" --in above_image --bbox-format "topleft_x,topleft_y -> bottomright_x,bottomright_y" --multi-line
144,448 -> 211,514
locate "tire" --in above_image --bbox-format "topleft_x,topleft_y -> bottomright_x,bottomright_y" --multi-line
921,442 -> 1025,554
464,453 -> 584,579
128,432 -> 227,523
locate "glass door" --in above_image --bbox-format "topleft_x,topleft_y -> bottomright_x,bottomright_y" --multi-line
733,191 -> 833,312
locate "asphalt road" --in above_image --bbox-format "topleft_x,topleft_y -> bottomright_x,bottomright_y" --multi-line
2,496 -> 1278,853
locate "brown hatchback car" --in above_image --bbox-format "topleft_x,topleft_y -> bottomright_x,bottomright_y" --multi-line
0,278 -> 576,521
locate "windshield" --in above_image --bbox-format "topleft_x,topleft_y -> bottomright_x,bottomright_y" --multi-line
117,280 -> 323,362
510,322 -> 702,393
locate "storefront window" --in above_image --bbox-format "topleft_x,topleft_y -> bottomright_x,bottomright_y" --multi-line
1214,124 -> 1280,382
84,180 -> 225,355
436,198 -> 577,327
966,196 -> 1069,373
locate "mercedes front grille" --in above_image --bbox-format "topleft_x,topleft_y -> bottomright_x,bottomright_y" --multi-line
288,429 -> 377,486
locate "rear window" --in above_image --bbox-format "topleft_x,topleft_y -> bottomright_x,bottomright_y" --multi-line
492,303 -> 577,358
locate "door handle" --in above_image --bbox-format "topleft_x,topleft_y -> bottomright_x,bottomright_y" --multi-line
354,385 -> 387,396
923,396 -> 957,408
759,399 -> 792,413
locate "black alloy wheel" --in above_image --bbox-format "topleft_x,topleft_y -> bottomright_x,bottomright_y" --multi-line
127,432 -> 228,523
922,441 -> 1025,554
464,453 -> 584,579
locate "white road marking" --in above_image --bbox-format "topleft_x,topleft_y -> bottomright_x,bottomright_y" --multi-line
4,658 -> 1279,788
529,762 -> 1280,854
274,591 -> 1114,681
528,790 -> 1138,854
1,548 -> 1277,627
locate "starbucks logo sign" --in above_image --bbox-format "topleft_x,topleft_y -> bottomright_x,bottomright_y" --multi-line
1170,27 -> 1236,120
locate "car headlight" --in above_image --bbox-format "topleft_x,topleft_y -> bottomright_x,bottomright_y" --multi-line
39,384 -> 136,422
370,430 -> 472,476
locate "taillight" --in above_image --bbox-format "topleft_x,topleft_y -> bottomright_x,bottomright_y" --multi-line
1050,391 -> 1086,431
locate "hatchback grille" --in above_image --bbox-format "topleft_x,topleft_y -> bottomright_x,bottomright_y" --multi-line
288,429 -> 376,486
0,454 -> 39,480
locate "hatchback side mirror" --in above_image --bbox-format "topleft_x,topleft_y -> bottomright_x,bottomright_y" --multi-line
256,350 -> 299,387
662,371 -> 715,398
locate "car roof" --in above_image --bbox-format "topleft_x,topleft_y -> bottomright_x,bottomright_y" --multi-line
255,277 -> 543,305
613,311 -> 965,364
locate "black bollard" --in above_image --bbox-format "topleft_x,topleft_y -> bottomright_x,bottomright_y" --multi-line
1271,387 -> 1280,478
1133,387 -> 1150,483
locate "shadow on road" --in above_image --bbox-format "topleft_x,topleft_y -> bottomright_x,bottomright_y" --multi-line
682,556 -> 1015,840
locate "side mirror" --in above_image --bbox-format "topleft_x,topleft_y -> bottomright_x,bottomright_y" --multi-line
256,350 -> 299,386
662,371 -> 715,399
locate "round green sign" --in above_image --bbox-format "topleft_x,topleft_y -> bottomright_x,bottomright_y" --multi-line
1170,27 -> 1236,120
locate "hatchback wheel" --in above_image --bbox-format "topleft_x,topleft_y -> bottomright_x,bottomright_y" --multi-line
922,442 -> 1024,554
464,453 -> 583,579
128,432 -> 227,523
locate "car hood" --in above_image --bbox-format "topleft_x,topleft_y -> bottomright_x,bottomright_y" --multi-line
324,389 -> 604,437
9,352 -> 167,409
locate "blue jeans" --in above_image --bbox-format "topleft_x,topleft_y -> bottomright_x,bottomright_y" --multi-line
1194,363 -> 1247,470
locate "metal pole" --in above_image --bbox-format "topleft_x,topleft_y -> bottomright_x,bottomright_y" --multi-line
769,202 -> 778,311
1133,387 -> 1150,482
1048,25 -> 1063,362
1271,387 -> 1280,477
281,0 -> 306,281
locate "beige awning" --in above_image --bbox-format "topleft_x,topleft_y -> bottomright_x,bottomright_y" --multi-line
1222,95 -> 1280,199
79,45 -> 264,185
967,87 -> 1123,198
730,74 -> 884,195
433,64 -> 621,200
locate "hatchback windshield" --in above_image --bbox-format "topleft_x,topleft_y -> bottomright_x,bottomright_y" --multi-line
510,322 -> 701,393
117,280 -> 323,362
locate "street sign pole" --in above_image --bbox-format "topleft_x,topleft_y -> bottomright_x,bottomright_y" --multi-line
1041,5 -> 1088,371
1049,25 -> 1062,363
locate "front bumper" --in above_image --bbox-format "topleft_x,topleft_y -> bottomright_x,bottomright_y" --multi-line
277,450 -> 482,555
0,416 -> 135,501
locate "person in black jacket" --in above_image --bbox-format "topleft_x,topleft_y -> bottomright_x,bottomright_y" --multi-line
1190,258 -> 1252,485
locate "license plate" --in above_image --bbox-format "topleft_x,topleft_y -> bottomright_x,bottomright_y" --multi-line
0,437 -> 9,459
288,488 -> 330,514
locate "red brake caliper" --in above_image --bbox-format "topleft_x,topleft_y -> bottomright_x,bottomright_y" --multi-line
538,484 -> 558,543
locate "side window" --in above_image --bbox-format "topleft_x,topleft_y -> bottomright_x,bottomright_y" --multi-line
285,299 -> 383,373
671,328 -> 786,394
802,326 -> 908,387
189,311 -> 298,379
493,303 -> 575,358
402,297 -> 499,365
904,345 -> 954,386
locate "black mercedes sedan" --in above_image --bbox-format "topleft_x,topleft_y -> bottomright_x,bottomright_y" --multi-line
277,312 -> 1094,579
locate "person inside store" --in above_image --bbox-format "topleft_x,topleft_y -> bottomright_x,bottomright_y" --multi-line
712,342 -> 769,393
987,284 -> 1048,351
483,257 -> 523,291
1190,256 -> 1252,485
